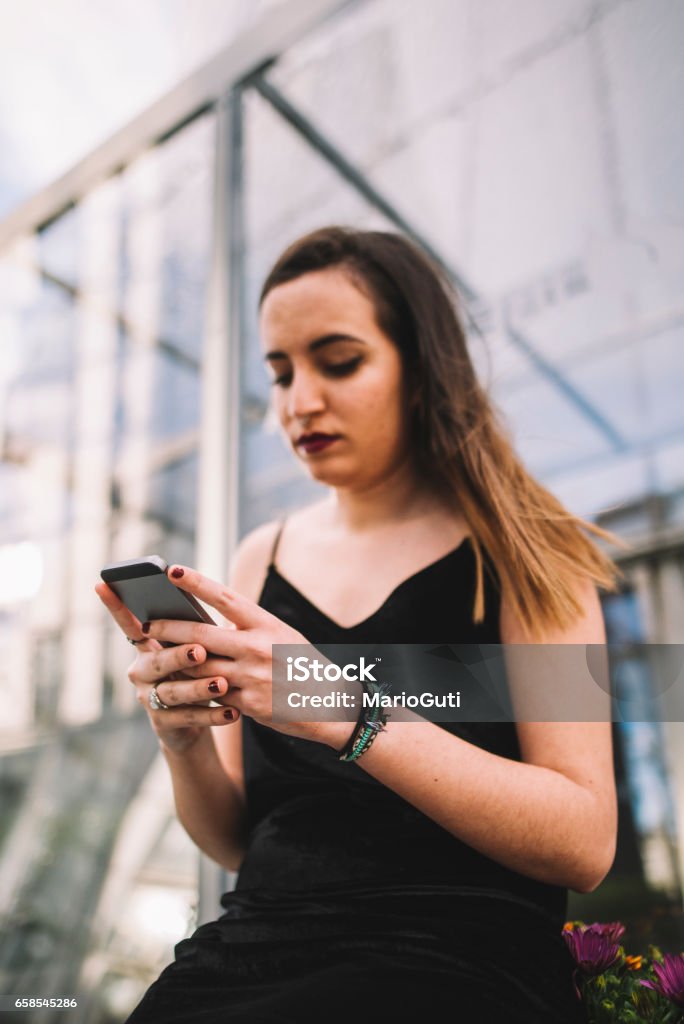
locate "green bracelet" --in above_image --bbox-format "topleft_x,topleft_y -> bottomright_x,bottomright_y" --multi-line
345,717 -> 386,762
337,682 -> 390,762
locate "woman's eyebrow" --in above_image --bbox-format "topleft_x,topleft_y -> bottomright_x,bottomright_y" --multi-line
264,333 -> 367,361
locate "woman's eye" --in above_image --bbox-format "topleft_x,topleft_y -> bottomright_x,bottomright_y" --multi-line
323,357 -> 363,377
269,357 -> 362,388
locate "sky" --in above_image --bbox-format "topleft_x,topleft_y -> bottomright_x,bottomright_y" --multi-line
0,0 -> 274,221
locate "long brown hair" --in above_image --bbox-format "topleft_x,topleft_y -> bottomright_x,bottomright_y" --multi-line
260,226 -> 625,639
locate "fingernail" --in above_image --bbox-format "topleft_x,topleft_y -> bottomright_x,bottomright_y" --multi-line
141,621 -> 151,634
171,567 -> 184,579
208,680 -> 221,694
223,708 -> 235,720
187,647 -> 198,662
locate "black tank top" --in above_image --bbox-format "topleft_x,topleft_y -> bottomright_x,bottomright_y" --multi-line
238,526 -> 568,929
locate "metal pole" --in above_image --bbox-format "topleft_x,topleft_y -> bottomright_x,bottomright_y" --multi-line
195,84 -> 244,925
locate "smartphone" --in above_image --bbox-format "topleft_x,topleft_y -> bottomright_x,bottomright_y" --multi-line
100,555 -> 216,645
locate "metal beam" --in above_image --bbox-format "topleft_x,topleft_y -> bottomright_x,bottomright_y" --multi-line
248,74 -> 477,302
0,0 -> 355,252
543,424 -> 684,485
251,74 -> 627,454
507,324 -> 625,450
612,524 -> 684,566
195,83 -> 245,925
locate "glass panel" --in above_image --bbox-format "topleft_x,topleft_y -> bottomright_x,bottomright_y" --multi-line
267,0 -> 684,523
37,203 -> 81,291
593,590 -> 681,911
0,108 -> 215,1013
157,117 -> 215,362
492,373 -> 613,477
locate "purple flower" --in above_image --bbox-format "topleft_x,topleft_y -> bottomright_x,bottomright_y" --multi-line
563,927 -> 622,976
640,953 -> 684,1008
584,921 -> 626,944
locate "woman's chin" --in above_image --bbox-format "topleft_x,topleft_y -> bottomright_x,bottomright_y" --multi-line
299,457 -> 358,488
304,467 -> 350,487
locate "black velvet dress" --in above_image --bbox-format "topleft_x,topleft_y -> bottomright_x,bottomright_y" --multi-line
124,534 -> 587,1023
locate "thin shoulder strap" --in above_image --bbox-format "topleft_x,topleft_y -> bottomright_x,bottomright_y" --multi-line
269,518 -> 287,568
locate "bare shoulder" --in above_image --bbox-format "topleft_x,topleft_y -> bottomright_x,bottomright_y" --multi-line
229,503 -> 328,598
229,520 -> 283,601
500,574 -> 605,645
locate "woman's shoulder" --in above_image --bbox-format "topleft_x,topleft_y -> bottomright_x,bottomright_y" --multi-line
229,520 -> 282,602
229,504 -> 326,601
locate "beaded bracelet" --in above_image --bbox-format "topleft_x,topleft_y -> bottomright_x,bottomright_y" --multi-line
337,681 -> 391,762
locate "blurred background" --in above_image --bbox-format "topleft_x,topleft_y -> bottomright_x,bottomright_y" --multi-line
0,0 -> 683,1020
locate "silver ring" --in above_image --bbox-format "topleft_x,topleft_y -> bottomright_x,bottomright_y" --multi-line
127,636 -> 145,646
148,686 -> 171,711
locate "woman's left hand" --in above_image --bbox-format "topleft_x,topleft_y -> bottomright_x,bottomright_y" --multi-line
140,564 -> 325,742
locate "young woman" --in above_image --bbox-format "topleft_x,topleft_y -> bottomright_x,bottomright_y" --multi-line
97,227 -> 620,1023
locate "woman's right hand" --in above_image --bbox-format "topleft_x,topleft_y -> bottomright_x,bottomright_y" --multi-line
95,581 -> 239,754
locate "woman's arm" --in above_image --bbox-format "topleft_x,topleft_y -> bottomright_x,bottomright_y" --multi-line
138,526 -> 278,872
161,729 -> 247,872
96,578 -> 250,873
315,577 -> 618,893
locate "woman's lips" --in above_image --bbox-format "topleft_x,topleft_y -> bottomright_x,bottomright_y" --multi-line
296,433 -> 341,454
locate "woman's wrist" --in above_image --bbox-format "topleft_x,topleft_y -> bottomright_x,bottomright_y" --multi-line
304,719 -> 357,749
158,726 -> 208,759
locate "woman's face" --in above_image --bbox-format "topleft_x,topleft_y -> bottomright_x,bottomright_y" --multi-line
259,267 -> 414,490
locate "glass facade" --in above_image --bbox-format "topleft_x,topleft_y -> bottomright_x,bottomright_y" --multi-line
0,111 -> 215,1018
1,0 -> 683,1018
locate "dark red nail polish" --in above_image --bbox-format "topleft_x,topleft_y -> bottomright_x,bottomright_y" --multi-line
208,680 -> 221,694
141,621 -> 151,634
223,708 -> 235,720
187,647 -> 198,663
171,567 -> 184,579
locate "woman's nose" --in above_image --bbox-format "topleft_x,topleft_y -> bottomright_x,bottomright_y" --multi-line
287,370 -> 326,421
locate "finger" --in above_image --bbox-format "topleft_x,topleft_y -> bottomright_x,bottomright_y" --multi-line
134,643 -> 209,685
182,657 -> 241,683
166,565 -> 266,630
154,675 -> 231,707
95,582 -> 160,649
142,618 -> 247,657
149,701 -> 240,727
